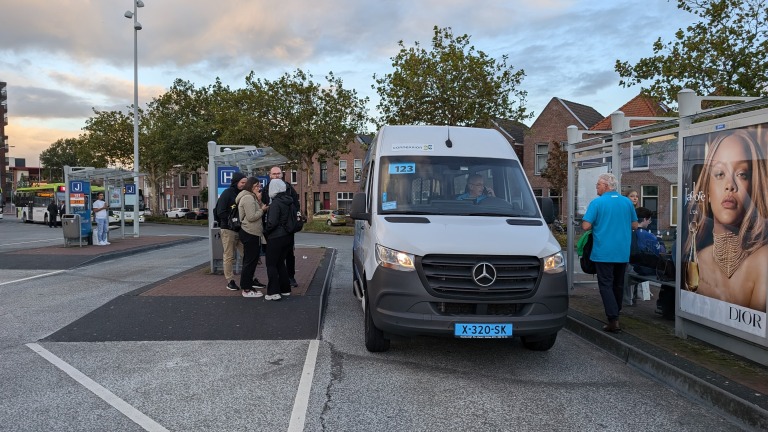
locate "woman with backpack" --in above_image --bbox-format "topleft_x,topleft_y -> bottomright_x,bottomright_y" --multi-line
263,179 -> 293,300
235,177 -> 269,298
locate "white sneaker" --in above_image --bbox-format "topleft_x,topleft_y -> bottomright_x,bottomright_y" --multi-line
97,241 -> 105,246
104,241 -> 111,245
264,294 -> 282,301
242,290 -> 264,298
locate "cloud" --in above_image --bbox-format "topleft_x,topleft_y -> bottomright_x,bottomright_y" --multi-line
5,122 -> 80,167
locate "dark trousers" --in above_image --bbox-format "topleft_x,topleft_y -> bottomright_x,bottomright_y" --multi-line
595,262 -> 627,321
239,230 -> 261,291
48,214 -> 57,227
286,235 -> 295,278
266,235 -> 291,295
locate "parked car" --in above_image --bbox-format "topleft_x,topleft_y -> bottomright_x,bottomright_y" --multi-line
185,208 -> 208,220
313,209 -> 346,226
165,208 -> 190,218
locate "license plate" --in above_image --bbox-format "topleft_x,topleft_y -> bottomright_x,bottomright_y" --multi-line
454,323 -> 513,338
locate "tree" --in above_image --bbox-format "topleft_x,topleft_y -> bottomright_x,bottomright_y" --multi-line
615,0 -> 768,105
539,140 -> 568,199
40,137 -> 98,181
245,69 -> 369,218
373,26 -> 532,127
81,109 -> 135,167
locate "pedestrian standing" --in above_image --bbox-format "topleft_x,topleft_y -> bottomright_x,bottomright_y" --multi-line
58,200 -> 66,226
581,173 -> 638,332
92,192 -> 110,245
263,166 -> 299,288
215,172 -> 247,291
263,179 -> 293,301
47,200 -> 58,228
236,177 -> 268,298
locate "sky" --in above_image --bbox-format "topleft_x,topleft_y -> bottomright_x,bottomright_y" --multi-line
0,0 -> 698,167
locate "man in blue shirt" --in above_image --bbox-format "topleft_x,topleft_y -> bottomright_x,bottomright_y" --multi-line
582,173 -> 638,332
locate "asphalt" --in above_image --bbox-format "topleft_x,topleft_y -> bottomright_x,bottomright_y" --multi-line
3,231 -> 767,430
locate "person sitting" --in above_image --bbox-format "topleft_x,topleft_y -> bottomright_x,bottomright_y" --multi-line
456,174 -> 494,203
632,207 -> 666,275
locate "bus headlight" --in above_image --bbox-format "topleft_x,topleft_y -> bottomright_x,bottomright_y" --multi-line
543,251 -> 565,274
375,244 -> 415,272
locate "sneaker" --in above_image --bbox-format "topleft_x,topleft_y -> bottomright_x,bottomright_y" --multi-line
97,241 -> 106,246
226,280 -> 240,291
242,290 -> 264,298
104,241 -> 111,245
264,294 -> 282,301
289,277 -> 298,287
280,291 -> 291,296
251,279 -> 267,289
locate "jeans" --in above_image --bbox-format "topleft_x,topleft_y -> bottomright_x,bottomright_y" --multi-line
595,262 -> 627,321
95,218 -> 108,243
239,230 -> 261,291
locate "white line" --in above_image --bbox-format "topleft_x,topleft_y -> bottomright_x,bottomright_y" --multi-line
0,270 -> 68,286
288,339 -> 320,432
0,238 -> 61,247
26,343 -> 169,432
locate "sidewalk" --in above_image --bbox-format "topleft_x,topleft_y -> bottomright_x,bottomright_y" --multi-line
568,272 -> 768,429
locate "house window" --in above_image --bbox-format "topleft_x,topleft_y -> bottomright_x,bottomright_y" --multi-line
290,170 -> 298,184
670,184 -> 678,227
535,143 -> 548,175
641,185 -> 659,231
354,159 -> 362,182
313,192 -> 321,212
164,177 -> 171,189
320,161 -> 328,183
192,195 -> 200,208
337,192 -> 353,214
339,160 -> 348,182
631,142 -> 650,170
183,195 -> 189,208
179,174 -> 188,187
532,188 -> 543,197
549,188 -> 562,218
191,173 -> 200,187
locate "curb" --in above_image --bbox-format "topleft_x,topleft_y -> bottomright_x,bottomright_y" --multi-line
72,236 -> 205,269
566,310 -> 768,430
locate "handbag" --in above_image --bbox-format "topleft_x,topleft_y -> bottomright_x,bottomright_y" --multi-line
685,222 -> 699,292
638,281 -> 651,301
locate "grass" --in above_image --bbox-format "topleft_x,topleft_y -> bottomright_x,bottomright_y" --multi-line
144,214 -> 354,235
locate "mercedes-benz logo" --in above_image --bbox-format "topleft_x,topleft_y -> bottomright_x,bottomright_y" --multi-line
472,262 -> 497,287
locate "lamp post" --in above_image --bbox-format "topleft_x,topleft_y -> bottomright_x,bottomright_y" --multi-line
124,0 -> 144,237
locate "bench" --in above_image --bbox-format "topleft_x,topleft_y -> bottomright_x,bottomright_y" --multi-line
624,271 -> 675,319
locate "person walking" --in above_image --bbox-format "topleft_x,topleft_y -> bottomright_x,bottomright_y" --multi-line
581,173 -> 638,332
263,179 -> 293,301
215,172 -> 247,291
263,166 -> 299,288
47,200 -> 58,228
236,177 -> 268,298
92,192 -> 110,245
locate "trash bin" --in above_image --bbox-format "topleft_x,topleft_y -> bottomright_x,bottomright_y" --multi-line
62,214 -> 83,247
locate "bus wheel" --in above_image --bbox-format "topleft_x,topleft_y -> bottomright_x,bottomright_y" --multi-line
44,215 -> 49,225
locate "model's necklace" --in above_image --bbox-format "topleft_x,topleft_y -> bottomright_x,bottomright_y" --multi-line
712,231 -> 748,278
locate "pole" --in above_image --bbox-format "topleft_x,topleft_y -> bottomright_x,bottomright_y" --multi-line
131,1 -> 140,237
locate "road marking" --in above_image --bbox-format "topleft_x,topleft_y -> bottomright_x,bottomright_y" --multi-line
0,270 -> 68,286
26,343 -> 169,432
288,339 -> 319,432
0,238 -> 61,247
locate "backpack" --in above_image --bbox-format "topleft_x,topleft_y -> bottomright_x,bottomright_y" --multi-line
284,200 -> 305,234
579,231 -> 597,275
227,204 -> 242,232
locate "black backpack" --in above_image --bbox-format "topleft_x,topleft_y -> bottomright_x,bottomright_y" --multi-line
227,204 -> 242,232
580,231 -> 597,275
284,200 -> 305,234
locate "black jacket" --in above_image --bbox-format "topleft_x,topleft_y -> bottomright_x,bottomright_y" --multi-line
265,193 -> 293,239
47,202 -> 58,216
215,186 -> 240,230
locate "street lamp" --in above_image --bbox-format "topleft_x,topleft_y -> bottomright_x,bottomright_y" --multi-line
124,0 -> 144,237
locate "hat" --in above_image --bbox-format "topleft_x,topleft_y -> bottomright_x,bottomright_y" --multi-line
230,172 -> 247,187
269,179 -> 286,198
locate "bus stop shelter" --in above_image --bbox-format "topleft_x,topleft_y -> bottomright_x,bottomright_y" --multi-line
206,141 -> 288,274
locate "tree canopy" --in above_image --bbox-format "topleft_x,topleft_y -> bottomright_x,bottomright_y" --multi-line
615,0 -> 768,104
373,26 -> 532,127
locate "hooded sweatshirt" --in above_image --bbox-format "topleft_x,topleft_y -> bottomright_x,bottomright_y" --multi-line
215,172 -> 246,229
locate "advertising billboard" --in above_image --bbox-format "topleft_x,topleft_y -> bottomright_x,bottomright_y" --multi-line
680,123 -> 768,339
